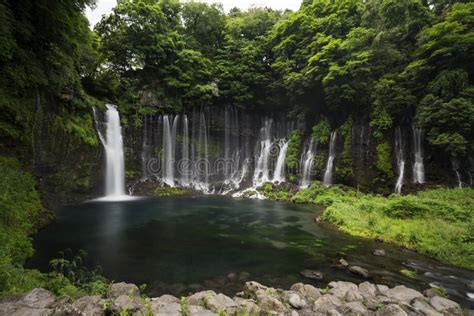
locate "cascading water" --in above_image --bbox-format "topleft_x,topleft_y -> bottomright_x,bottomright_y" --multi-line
181,115 -> 190,186
94,104 -> 128,200
300,139 -> 316,188
253,118 -> 273,187
452,158 -> 462,188
394,127 -> 405,194
412,126 -> 425,184
323,131 -> 337,187
272,139 -> 288,183
162,115 -> 174,186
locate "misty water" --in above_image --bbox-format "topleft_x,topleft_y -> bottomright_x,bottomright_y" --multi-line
30,196 -> 473,308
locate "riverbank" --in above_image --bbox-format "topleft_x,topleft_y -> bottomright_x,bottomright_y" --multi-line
0,280 -> 465,315
288,182 -> 474,270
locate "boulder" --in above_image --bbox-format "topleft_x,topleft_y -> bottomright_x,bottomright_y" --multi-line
339,258 -> 349,267
411,297 -> 442,316
255,290 -> 286,313
107,282 -> 139,299
384,285 -> 423,302
327,309 -> 342,316
17,288 -> 56,309
376,284 -> 389,294
109,295 -> 143,314
358,282 -> 377,298
72,295 -> 103,316
341,301 -> 368,315
375,304 -> 408,316
52,303 -> 82,316
328,281 -> 358,298
300,270 -> 323,280
429,296 -> 462,315
186,290 -> 216,306
285,292 -> 306,309
155,302 -> 181,316
349,266 -> 369,278
188,305 -> 217,316
364,295 -> 395,311
233,297 -> 261,314
204,293 -> 238,314
344,287 -> 363,302
243,281 -> 267,299
312,294 -> 342,313
373,249 -> 386,256
293,283 -> 321,302
151,294 -> 180,309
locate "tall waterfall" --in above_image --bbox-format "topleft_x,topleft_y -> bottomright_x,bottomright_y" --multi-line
162,115 -> 174,186
253,118 -> 273,186
181,115 -> 190,186
394,127 -> 405,194
412,126 -> 425,184
300,139 -> 316,188
323,131 -> 337,187
273,139 -> 288,183
94,104 -> 127,199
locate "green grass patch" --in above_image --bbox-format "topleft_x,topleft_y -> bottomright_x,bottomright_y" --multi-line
293,182 -> 474,270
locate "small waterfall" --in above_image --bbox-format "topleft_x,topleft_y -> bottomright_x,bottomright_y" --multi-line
323,131 -> 337,187
94,104 -> 127,199
300,139 -> 316,188
272,139 -> 288,183
253,118 -> 273,186
412,126 -> 425,184
196,110 -> 209,191
394,127 -> 405,194
181,115 -> 190,186
162,115 -> 175,186
452,159 -> 462,188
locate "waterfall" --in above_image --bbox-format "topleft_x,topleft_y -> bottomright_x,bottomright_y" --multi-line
300,139 -> 316,188
196,110 -> 209,191
323,131 -> 337,187
162,115 -> 175,186
452,159 -> 462,188
394,127 -> 405,194
253,118 -> 273,186
181,115 -> 190,186
273,139 -> 288,183
94,104 -> 127,199
412,126 -> 425,184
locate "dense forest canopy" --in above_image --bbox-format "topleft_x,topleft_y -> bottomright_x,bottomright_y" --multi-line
0,0 -> 473,160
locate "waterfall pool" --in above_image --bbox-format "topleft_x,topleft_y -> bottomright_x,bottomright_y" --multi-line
29,196 -> 473,308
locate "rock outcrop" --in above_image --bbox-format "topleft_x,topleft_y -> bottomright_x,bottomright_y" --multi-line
0,280 -> 465,316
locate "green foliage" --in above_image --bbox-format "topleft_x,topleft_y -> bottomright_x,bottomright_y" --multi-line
312,119 -> 331,145
285,130 -> 302,177
375,142 -> 394,178
153,186 -> 192,197
317,187 -> 474,269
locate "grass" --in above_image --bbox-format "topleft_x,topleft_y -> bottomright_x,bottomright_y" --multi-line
292,181 -> 474,270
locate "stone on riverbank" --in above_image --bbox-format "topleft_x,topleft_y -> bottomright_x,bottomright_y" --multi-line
0,280 -> 464,316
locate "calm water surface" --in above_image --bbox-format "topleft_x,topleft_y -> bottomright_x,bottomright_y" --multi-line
30,196 -> 474,309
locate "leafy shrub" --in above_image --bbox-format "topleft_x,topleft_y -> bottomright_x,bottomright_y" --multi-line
375,142 -> 393,178
312,118 -> 331,145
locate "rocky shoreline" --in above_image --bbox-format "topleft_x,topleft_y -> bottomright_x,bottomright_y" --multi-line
0,280 -> 465,316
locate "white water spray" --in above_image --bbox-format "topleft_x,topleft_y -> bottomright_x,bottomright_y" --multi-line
300,139 -> 316,188
412,126 -> 425,184
323,131 -> 337,187
94,104 -> 130,200
253,118 -> 273,186
273,139 -> 288,183
394,127 -> 405,194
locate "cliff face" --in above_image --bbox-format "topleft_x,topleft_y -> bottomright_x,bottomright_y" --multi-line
29,105 -> 470,208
